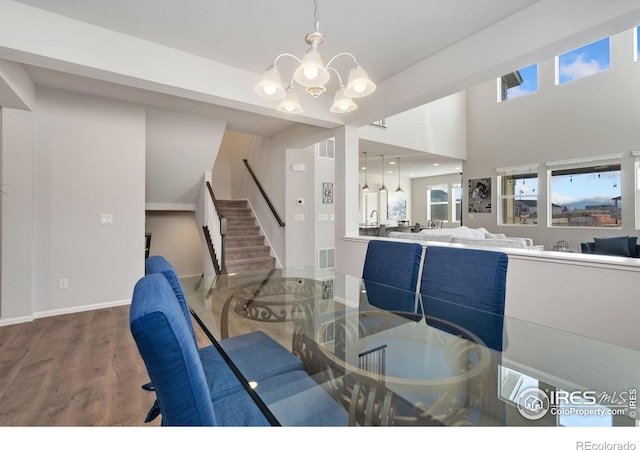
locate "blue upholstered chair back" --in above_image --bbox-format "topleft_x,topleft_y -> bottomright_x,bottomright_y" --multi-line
145,255 -> 197,343
362,240 -> 424,314
419,246 -> 508,351
130,273 -> 217,426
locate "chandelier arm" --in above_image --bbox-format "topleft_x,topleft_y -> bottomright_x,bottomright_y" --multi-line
324,52 -> 357,70
273,53 -> 303,66
327,67 -> 343,85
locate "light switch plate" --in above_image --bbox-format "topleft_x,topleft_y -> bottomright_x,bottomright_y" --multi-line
100,213 -> 113,225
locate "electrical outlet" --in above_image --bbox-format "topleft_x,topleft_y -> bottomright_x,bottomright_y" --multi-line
58,278 -> 69,290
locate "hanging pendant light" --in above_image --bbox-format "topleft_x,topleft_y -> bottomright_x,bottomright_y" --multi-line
379,155 -> 387,191
254,0 -> 376,114
395,157 -> 404,193
362,152 -> 369,191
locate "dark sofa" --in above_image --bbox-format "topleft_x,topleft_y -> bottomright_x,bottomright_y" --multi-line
580,236 -> 640,258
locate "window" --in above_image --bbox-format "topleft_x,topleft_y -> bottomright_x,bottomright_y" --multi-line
634,151 -> 640,228
498,64 -> 538,101
426,182 -> 461,223
497,165 -> 539,225
453,183 -> 462,222
318,138 -> 335,159
636,26 -> 640,62
548,156 -> 622,228
557,37 -> 610,84
427,185 -> 448,221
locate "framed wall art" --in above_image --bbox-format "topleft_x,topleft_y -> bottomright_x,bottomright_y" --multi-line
468,178 -> 491,213
322,182 -> 334,204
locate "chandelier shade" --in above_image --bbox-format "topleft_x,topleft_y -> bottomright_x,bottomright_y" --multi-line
330,85 -> 357,113
396,158 -> 404,193
277,85 -> 304,113
294,47 -> 331,88
345,64 -> 377,98
380,155 -> 387,192
254,65 -> 287,99
254,0 -> 375,114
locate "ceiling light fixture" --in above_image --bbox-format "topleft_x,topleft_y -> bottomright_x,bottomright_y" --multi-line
254,0 -> 376,114
396,158 -> 404,193
362,152 -> 369,191
379,155 -> 387,192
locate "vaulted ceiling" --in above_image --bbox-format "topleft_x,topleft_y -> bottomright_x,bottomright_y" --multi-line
2,0 -> 640,177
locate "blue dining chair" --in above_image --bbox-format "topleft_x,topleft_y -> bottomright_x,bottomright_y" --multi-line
145,255 -> 304,377
361,240 -> 424,314
419,246 -> 508,351
130,273 -> 349,426
418,245 -> 508,425
141,255 -> 304,422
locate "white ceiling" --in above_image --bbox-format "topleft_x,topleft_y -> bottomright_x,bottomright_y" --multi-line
4,0 -> 640,178
11,0 -> 538,80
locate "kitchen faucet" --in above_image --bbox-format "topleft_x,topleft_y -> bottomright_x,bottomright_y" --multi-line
370,210 -> 378,224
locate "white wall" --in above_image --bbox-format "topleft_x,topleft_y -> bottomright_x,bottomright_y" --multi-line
145,107 -> 226,210
145,211 -> 203,277
27,87 -> 145,319
212,130 -> 255,200
1,108 -> 33,319
464,28 -> 640,250
359,91 -> 467,159
285,145 -> 315,266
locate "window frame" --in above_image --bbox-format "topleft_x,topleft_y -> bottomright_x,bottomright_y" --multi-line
427,184 -> 449,222
546,155 -> 622,229
497,64 -> 538,102
426,183 -> 462,224
633,151 -> 640,229
555,37 -> 611,85
496,164 -> 539,227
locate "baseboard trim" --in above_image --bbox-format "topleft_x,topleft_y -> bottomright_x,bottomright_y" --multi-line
0,298 -> 132,327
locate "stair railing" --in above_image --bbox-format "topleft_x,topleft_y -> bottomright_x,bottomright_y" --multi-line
205,181 -> 226,274
243,159 -> 285,227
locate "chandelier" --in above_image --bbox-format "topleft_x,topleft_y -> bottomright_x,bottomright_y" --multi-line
254,0 -> 376,114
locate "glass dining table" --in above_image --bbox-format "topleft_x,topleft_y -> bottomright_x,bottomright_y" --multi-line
182,266 -> 639,427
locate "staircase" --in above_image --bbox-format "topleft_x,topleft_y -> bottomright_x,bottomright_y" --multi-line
217,200 -> 276,273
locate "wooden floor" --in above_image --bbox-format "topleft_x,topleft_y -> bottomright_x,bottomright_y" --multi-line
0,305 -> 209,426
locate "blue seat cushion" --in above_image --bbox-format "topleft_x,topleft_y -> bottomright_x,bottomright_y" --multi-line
219,331 -> 304,379
255,370 -> 349,426
209,370 -> 348,426
199,332 -> 304,402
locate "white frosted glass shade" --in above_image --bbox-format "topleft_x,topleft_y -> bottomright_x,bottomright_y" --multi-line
330,85 -> 357,113
344,64 -> 376,98
254,65 -> 286,99
276,85 -> 303,113
293,48 -> 330,88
